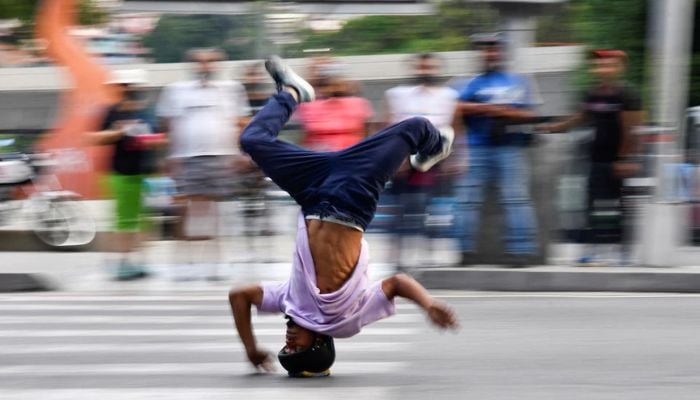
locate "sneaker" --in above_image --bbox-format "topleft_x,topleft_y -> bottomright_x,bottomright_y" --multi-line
410,126 -> 454,172
265,55 -> 315,103
112,262 -> 148,281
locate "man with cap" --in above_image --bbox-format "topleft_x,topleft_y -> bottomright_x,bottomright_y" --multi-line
89,69 -> 163,280
453,32 -> 539,267
228,56 -> 459,376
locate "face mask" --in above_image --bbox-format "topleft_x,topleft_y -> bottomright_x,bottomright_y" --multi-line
415,74 -> 439,86
196,70 -> 212,82
245,82 -> 265,92
125,89 -> 146,102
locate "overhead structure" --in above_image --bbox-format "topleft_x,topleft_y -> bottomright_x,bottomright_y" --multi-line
117,0 -> 434,16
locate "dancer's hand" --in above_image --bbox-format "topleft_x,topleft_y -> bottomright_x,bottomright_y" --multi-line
427,301 -> 459,331
247,348 -> 275,372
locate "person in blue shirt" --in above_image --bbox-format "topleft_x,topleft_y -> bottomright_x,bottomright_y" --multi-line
454,33 -> 538,266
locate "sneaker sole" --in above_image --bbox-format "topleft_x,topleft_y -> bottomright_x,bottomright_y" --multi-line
265,56 -> 315,103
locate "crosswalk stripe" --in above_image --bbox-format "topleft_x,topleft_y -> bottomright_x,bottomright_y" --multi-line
0,341 -> 409,355
0,327 -> 419,338
0,313 -> 422,324
0,388 -> 396,400
0,303 -> 417,311
0,361 -> 407,376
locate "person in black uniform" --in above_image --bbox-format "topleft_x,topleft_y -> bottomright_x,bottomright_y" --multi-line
539,49 -> 644,266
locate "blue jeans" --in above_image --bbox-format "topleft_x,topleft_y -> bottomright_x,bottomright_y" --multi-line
456,145 -> 537,254
239,92 -> 444,231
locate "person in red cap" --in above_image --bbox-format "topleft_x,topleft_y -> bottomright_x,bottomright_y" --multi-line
539,49 -> 644,266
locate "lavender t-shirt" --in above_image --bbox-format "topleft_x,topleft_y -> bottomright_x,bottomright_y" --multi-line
256,214 -> 396,338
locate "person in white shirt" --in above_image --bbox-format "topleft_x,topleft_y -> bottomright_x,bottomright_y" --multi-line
384,53 -> 459,269
156,48 -> 251,279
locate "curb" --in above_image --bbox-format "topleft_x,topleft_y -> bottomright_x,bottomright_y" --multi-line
0,231 -> 110,252
413,267 -> 700,293
0,273 -> 53,292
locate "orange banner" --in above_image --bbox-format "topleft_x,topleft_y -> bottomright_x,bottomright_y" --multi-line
35,0 -> 119,198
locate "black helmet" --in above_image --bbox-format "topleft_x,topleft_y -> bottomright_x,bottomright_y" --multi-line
470,32 -> 505,47
278,333 -> 335,376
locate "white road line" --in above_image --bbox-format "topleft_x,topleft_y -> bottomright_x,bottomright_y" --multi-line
0,296 -> 232,301
433,292 -> 700,299
0,341 -> 409,355
0,303 -> 417,311
0,361 -> 407,376
0,327 -> 419,338
0,313 -> 422,324
8,292 -> 700,301
0,388 -> 396,400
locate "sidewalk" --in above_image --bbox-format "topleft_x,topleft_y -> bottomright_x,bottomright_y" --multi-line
3,200 -> 700,293
3,238 -> 700,293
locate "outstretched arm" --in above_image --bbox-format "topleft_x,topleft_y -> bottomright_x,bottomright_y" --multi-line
381,273 -> 459,330
228,285 -> 274,372
538,111 -> 585,133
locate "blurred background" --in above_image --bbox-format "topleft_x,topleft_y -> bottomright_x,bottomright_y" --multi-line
0,0 -> 698,273
3,2 -> 700,399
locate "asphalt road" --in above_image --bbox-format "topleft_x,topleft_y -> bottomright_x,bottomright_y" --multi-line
2,290 -> 700,400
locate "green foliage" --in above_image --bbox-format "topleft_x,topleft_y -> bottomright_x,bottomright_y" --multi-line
691,54 -> 700,107
0,0 -> 107,43
535,4 -> 577,44
77,0 -> 108,26
0,0 -> 105,24
0,0 -> 39,22
569,0 -> 648,89
286,0 -> 496,57
143,14 -> 263,62
689,0 -> 700,107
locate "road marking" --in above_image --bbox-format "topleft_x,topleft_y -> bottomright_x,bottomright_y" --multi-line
0,361 -> 407,376
0,303 -> 417,311
0,313 -> 422,325
0,327 -> 420,338
0,388 -> 397,400
0,341 -> 409,355
433,292 -> 700,299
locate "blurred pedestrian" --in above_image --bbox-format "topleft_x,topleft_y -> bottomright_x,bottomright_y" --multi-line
384,53 -> 458,268
238,62 -> 276,258
539,49 -> 643,266
454,33 -> 539,267
88,69 -> 163,280
156,48 -> 251,279
242,62 -> 273,115
295,61 -> 374,151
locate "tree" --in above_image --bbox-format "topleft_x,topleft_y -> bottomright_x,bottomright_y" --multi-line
285,0 -> 496,57
0,0 -> 107,43
688,0 -> 700,107
569,0 -> 648,90
142,14 -> 263,63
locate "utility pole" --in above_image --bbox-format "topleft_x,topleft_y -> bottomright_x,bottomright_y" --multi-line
639,0 -> 697,266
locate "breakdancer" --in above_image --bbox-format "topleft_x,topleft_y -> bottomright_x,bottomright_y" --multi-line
229,56 -> 459,376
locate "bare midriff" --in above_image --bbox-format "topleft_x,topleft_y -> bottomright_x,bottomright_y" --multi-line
306,219 -> 363,294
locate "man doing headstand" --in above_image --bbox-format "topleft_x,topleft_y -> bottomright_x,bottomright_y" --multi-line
229,57 -> 459,376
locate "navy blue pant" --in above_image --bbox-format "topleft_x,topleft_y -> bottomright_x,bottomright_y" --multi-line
239,92 -> 443,231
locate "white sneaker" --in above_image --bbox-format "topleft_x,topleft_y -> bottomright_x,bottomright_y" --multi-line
265,55 -> 315,103
410,126 -> 454,172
